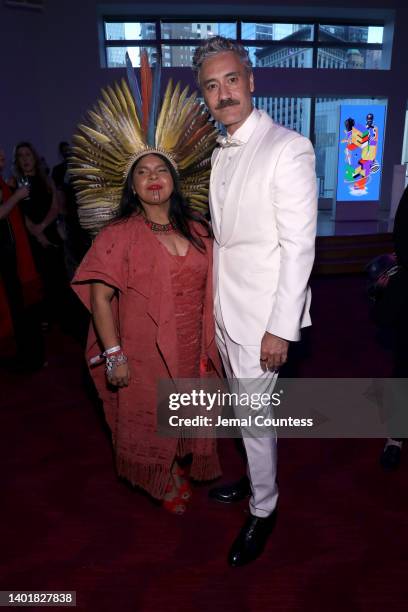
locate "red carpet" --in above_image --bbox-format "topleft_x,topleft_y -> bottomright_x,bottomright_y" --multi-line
1,275 -> 408,612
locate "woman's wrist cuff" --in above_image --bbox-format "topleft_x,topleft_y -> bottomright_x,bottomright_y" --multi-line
103,345 -> 121,356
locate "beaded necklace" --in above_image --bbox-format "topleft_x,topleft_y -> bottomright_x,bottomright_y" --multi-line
144,219 -> 176,233
143,216 -> 176,233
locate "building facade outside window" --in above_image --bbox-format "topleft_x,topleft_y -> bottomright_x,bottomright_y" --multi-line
101,18 -> 390,205
102,20 -> 385,70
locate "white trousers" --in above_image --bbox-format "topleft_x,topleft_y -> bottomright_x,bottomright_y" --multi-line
215,298 -> 279,518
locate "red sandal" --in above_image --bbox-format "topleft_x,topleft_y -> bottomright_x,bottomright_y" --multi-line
174,465 -> 192,501
162,496 -> 187,515
162,480 -> 188,515
178,481 -> 192,501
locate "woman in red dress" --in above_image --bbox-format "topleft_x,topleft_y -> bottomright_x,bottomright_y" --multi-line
72,153 -> 221,514
0,146 -> 44,369
13,142 -> 66,328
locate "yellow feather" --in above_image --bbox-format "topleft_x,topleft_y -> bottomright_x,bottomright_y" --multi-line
155,79 -> 173,146
78,125 -> 112,144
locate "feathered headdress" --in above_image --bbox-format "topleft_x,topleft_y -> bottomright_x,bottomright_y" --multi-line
69,52 -> 218,234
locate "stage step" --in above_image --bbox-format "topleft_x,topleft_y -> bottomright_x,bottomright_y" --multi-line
313,232 -> 394,275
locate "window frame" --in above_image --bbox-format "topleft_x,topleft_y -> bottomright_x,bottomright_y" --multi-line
102,16 -> 385,69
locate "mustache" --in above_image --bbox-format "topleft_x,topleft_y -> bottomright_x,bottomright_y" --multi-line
215,98 -> 240,110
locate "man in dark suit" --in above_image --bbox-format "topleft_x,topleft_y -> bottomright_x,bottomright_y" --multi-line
381,185 -> 408,468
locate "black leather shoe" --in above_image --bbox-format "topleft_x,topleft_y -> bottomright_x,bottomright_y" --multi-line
380,444 -> 402,470
209,476 -> 251,503
228,512 -> 277,567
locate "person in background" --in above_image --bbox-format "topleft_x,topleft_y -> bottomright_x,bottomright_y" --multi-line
51,141 -> 70,191
52,140 -> 90,281
13,142 -> 67,329
380,184 -> 408,469
0,146 -> 44,370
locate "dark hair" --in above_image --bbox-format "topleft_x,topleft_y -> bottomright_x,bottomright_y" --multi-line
13,141 -> 49,185
59,141 -> 70,154
115,153 -> 211,251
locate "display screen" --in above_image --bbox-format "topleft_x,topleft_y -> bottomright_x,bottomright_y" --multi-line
336,104 -> 386,201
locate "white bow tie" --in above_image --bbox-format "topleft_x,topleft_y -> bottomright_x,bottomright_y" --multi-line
216,135 -> 245,148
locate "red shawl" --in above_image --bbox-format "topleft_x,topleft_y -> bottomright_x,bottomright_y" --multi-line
72,216 -> 222,498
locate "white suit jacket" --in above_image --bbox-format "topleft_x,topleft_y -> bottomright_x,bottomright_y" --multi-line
210,110 -> 317,345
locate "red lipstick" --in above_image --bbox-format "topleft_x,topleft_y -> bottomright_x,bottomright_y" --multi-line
148,184 -> 162,190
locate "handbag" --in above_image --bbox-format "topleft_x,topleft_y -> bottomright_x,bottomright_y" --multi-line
366,253 -> 400,302
366,253 -> 408,326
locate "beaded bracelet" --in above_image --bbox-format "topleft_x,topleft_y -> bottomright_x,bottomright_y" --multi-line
89,345 -> 127,369
105,351 -> 128,376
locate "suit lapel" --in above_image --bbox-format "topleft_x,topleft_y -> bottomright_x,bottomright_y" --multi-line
219,112 -> 273,246
209,147 -> 222,242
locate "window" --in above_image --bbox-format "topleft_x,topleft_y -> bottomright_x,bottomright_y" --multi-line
254,47 -> 313,68
104,22 -> 156,41
242,22 -> 313,41
102,19 -> 388,69
254,96 -> 311,138
106,46 -> 158,68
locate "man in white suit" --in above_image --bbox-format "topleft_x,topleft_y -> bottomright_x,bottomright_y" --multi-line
193,37 -> 317,566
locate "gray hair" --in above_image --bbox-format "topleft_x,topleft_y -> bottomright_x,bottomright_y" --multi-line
192,36 -> 252,82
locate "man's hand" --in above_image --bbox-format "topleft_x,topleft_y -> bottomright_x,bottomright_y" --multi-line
260,332 -> 289,372
107,362 -> 130,387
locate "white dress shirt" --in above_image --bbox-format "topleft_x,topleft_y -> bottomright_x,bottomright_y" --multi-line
212,108 -> 261,216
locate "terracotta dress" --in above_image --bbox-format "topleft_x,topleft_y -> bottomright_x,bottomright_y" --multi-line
72,215 -> 221,499
164,242 -> 205,378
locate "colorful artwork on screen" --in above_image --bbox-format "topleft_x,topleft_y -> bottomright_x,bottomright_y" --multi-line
336,104 -> 386,201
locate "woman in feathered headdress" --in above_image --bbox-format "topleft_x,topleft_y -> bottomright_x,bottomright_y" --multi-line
71,53 -> 221,514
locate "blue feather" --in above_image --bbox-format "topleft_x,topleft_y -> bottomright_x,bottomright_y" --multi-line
147,56 -> 162,146
125,52 -> 142,118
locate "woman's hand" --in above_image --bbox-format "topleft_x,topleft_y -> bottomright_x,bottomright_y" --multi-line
0,186 -> 29,220
14,186 -> 30,201
25,217 -> 44,237
90,282 -> 127,386
107,362 -> 130,387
